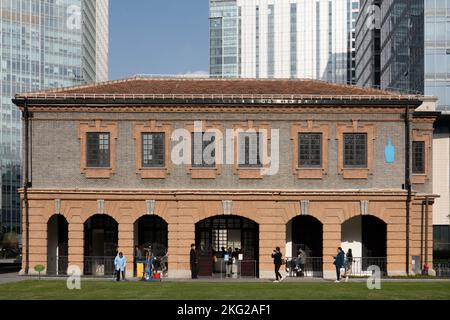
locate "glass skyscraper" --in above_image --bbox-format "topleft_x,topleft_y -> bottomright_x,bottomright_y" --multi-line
356,0 -> 424,93
0,0 -> 108,234
380,0 -> 424,94
209,0 -> 359,84
425,0 -> 450,111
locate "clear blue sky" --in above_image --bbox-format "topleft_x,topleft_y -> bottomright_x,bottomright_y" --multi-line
109,0 -> 209,80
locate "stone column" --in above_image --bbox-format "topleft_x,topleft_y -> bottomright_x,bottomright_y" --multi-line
167,214 -> 195,279
322,216 -> 342,279
386,223 -> 407,276
259,222 -> 286,279
28,210 -> 48,275
68,216 -> 84,275
118,216 -> 134,279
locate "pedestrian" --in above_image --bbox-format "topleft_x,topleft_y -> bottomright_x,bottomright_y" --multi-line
135,245 -> 142,260
114,252 -> 126,281
296,248 -> 306,277
225,247 -> 233,278
272,247 -> 284,282
333,247 -> 345,282
344,248 -> 353,282
190,243 -> 198,279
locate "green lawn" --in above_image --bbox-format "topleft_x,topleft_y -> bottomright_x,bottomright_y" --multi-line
0,280 -> 449,300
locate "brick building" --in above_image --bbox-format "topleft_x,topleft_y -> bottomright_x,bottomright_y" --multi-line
13,77 -> 437,278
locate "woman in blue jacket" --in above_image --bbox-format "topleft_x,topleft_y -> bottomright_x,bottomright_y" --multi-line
333,247 -> 345,282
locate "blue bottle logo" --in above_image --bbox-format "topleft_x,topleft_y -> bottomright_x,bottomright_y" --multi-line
385,138 -> 395,164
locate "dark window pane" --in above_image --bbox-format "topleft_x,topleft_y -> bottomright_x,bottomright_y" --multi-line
142,133 -> 165,167
343,133 -> 367,168
86,132 -> 110,168
191,132 -> 216,168
412,141 -> 425,174
238,132 -> 263,167
298,133 -> 322,167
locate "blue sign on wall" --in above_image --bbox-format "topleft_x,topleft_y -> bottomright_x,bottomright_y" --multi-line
385,138 -> 395,164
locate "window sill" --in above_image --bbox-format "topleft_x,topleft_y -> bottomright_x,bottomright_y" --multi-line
189,167 -> 219,179
138,168 -> 168,179
412,174 -> 427,184
237,168 -> 264,179
294,168 -> 325,179
83,168 -> 113,179
342,168 -> 370,179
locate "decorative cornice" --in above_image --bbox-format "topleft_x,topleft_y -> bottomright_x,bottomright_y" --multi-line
20,105 -> 412,114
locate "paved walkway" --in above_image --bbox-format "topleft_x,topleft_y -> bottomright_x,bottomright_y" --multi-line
0,273 -> 25,285
1,273 -> 450,284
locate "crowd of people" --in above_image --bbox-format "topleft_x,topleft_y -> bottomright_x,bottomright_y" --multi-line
114,244 -> 355,282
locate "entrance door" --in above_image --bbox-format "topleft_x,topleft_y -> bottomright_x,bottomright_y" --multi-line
195,216 -> 259,277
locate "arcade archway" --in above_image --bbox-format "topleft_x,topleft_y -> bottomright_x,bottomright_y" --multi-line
287,215 -> 323,277
195,215 -> 259,277
83,214 -> 118,276
47,215 -> 68,276
341,215 -> 387,274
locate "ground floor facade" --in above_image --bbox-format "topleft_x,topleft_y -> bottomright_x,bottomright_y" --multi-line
21,189 -> 434,279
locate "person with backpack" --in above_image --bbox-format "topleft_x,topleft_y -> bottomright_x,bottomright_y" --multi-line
225,247 -> 233,278
343,248 -> 353,282
296,248 -> 306,277
272,247 -> 284,282
333,247 -> 345,282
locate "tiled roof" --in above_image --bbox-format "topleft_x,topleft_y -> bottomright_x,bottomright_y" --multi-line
15,76 -> 419,101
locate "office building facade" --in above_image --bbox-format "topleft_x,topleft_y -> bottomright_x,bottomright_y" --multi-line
0,0 -> 109,234
426,0 -> 450,263
209,0 -> 359,83
356,0 -> 424,94
425,0 -> 450,112
355,0 -> 381,88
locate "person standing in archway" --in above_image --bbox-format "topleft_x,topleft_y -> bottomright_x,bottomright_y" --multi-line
333,247 -> 345,283
344,248 -> 353,282
272,247 -> 284,282
114,252 -> 126,281
190,244 -> 198,279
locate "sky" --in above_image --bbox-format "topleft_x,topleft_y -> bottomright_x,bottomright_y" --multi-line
109,0 -> 209,80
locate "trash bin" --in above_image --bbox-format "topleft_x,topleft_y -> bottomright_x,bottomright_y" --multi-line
136,263 -> 144,280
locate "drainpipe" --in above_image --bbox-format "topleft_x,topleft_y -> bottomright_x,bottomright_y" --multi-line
425,196 -> 429,267
405,104 -> 412,276
23,101 -> 30,275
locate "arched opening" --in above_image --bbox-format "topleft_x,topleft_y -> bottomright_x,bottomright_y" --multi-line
195,215 -> 259,278
83,214 -> 118,276
47,215 -> 68,276
341,215 -> 387,275
134,215 -> 168,277
287,215 -> 323,277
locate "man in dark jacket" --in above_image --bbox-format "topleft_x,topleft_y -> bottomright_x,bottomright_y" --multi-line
333,247 -> 345,282
190,243 -> 198,279
271,247 -> 284,282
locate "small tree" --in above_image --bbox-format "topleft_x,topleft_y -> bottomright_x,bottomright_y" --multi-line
34,265 -> 45,280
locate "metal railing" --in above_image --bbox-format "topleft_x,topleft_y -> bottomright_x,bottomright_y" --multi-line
83,256 -> 116,276
285,257 -> 387,278
285,257 -> 323,278
433,261 -> 450,278
345,257 -> 387,277
57,256 -> 68,276
17,92 -> 418,101
217,259 -> 258,279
